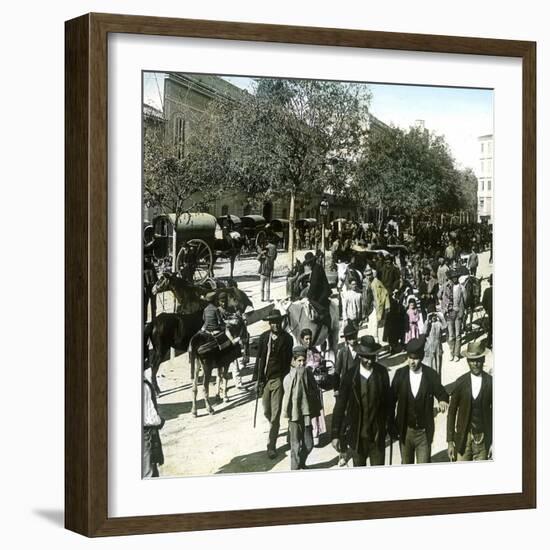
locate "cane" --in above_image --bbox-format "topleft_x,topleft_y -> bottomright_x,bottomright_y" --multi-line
253,383 -> 260,428
389,436 -> 393,466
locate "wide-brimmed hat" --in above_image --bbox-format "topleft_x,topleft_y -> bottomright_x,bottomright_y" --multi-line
357,335 -> 382,357
303,251 -> 316,265
465,341 -> 486,359
406,337 -> 426,356
342,323 -> 358,339
264,310 -> 285,323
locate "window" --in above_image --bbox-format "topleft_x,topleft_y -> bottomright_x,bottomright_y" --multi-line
481,142 -> 485,154
488,142 -> 493,155
282,208 -> 288,219
487,180 -> 492,191
488,159 -> 493,174
481,160 -> 485,173
481,180 -> 484,191
174,116 -> 185,159
479,198 -> 485,209
221,204 -> 229,216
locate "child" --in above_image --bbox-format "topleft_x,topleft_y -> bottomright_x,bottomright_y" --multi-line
282,345 -> 322,470
300,329 -> 327,446
404,296 -> 423,343
341,279 -> 363,332
424,307 -> 446,375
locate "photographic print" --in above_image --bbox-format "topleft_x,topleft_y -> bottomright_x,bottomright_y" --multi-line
142,71 -> 494,479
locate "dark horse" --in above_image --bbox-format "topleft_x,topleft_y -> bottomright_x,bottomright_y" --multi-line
144,281 -> 253,407
212,230 -> 244,279
189,333 -> 242,416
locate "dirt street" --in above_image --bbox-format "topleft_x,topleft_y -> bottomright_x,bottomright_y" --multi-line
150,250 -> 493,477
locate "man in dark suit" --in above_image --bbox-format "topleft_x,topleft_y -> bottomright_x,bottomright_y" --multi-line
447,341 -> 493,461
334,322 -> 359,396
255,311 -> 294,459
331,336 -> 391,467
379,254 -> 401,294
390,337 -> 449,464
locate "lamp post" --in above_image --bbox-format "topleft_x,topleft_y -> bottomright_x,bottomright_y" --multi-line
319,198 -> 329,268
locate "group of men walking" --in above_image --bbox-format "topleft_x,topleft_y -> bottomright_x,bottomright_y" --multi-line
254,308 -> 493,470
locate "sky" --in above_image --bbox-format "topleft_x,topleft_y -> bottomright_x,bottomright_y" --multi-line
143,72 -> 493,172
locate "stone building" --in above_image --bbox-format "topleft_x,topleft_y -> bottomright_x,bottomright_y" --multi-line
476,134 -> 494,223
144,72 -> 372,223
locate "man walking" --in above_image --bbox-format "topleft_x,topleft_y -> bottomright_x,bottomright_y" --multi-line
467,246 -> 479,277
257,239 -> 277,302
447,341 -> 493,461
441,270 -> 466,361
390,337 -> 449,464
331,336 -> 391,467
255,311 -> 294,458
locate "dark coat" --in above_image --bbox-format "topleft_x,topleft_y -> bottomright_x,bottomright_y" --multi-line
307,263 -> 330,305
331,362 -> 391,452
447,371 -> 493,455
334,343 -> 357,390
379,263 -> 401,294
254,330 -> 293,383
390,364 -> 449,444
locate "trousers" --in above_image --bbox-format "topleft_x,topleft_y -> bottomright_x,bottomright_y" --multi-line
400,427 -> 431,464
288,419 -> 314,470
446,310 -> 463,359
260,274 -> 271,301
349,438 -> 385,467
457,431 -> 488,461
262,377 -> 284,450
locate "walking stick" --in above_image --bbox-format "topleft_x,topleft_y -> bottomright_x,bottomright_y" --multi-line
253,387 -> 259,428
389,436 -> 393,466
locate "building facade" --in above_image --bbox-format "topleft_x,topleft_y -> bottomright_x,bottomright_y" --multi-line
144,73 -> 371,224
476,134 -> 494,223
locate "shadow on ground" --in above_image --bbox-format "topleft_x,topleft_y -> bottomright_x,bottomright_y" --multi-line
216,443 -> 291,474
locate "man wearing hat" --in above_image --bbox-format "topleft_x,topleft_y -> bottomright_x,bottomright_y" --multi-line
390,337 -> 449,464
441,269 -> 466,361
331,335 -> 391,467
255,310 -> 294,458
282,345 -> 322,470
201,291 -> 225,334
334,322 -> 359,395
447,341 -> 493,461
257,239 -> 278,302
379,254 -> 401,295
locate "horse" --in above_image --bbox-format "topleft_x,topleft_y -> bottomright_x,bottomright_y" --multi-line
152,272 -> 252,315
212,231 -> 244,279
144,310 -> 203,395
275,297 -> 340,357
145,280 -> 253,396
188,333 -> 242,416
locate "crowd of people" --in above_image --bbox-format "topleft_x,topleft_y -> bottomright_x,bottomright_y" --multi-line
143,216 -> 494,476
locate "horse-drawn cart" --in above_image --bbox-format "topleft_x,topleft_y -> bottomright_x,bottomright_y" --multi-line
146,213 -> 242,283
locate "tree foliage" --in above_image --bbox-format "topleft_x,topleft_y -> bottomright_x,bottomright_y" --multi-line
353,123 -> 476,216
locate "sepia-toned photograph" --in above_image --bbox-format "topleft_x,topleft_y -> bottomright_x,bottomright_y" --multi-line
142,72 -> 494,478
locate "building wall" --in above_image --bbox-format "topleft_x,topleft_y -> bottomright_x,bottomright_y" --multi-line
476,134 -> 494,223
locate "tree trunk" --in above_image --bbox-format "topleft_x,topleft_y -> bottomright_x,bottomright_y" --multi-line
288,190 -> 296,269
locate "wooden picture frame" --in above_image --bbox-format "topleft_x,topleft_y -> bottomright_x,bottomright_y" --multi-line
65,12 -> 536,537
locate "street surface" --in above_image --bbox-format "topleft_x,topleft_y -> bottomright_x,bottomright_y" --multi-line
150,250 -> 493,477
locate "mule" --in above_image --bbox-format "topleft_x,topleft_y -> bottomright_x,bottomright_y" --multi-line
189,333 -> 242,416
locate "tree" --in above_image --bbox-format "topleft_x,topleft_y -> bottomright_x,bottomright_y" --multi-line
353,123 -> 467,225
217,79 -> 371,266
143,106 -> 231,270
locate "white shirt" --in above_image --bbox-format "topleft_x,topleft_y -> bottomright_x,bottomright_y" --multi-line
409,368 -> 423,398
348,343 -> 357,360
471,373 -> 482,399
360,365 -> 373,380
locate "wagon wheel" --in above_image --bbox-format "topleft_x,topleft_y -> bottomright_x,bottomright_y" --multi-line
255,230 -> 267,250
176,239 -> 213,284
